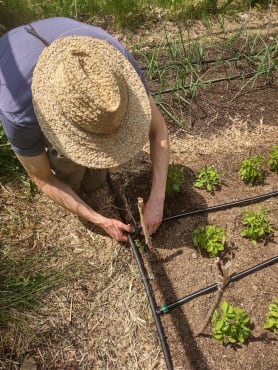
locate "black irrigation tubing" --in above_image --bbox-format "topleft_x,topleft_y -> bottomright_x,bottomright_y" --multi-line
107,172 -> 278,368
141,55 -> 243,71
157,255 -> 278,315
141,42 -> 278,71
150,67 -> 274,96
162,190 -> 278,223
106,172 -> 173,370
128,234 -> 173,370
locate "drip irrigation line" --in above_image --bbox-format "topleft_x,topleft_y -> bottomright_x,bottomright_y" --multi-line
107,172 -> 173,370
162,190 -> 278,223
107,172 -> 277,367
151,67 -> 274,96
157,255 -> 278,315
141,55 -> 242,71
128,235 -> 173,370
139,40 -> 277,71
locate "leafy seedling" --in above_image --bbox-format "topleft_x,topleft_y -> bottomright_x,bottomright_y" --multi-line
268,144 -> 278,174
166,165 -> 185,194
239,155 -> 264,185
194,166 -> 224,193
192,225 -> 226,258
264,297 -> 278,334
241,208 -> 274,245
211,301 -> 251,345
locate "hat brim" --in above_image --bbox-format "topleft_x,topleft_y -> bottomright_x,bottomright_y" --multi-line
32,36 -> 151,168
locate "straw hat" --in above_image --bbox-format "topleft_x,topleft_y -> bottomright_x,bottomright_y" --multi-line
32,36 -> 151,168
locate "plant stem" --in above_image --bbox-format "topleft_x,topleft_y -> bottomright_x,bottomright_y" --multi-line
137,197 -> 153,251
195,258 -> 231,336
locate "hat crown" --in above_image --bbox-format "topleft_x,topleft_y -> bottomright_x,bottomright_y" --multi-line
32,36 -> 151,168
54,45 -> 128,135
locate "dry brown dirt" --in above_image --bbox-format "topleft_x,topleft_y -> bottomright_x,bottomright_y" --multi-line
109,8 -> 278,369
1,6 -> 278,370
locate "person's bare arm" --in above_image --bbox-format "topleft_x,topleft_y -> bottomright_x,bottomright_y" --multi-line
143,96 -> 170,235
16,152 -> 133,241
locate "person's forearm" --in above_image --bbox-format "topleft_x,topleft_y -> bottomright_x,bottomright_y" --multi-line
149,98 -> 170,202
16,152 -> 133,241
149,124 -> 169,201
35,174 -> 107,227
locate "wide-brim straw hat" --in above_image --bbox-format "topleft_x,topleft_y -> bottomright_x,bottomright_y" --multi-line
32,36 -> 151,168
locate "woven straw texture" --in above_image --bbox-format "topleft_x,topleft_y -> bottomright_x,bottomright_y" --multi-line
32,36 -> 151,168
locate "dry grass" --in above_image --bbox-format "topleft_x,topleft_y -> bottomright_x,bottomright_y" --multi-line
170,114 -> 278,163
0,181 -> 164,369
1,7 -> 277,369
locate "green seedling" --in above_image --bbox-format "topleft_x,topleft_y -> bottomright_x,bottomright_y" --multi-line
192,225 -> 226,258
211,301 -> 251,345
194,166 -> 224,193
166,165 -> 185,194
268,144 -> 278,174
239,155 -> 264,185
264,297 -> 278,334
135,239 -> 145,252
241,208 -> 274,245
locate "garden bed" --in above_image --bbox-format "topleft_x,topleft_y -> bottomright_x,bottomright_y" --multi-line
110,27 -> 278,369
1,8 -> 278,370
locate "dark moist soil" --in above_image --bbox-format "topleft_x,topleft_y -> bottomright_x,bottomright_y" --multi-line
111,39 -> 278,369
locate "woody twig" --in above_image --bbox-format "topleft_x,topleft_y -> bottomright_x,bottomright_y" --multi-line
137,197 -> 161,260
195,258 -> 231,336
137,197 -> 154,251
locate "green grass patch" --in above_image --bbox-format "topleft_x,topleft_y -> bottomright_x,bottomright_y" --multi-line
0,248 -> 70,324
0,0 -> 275,30
0,124 -> 33,195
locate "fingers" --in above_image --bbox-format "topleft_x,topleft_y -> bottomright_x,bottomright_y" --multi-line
106,220 -> 134,242
139,221 -> 160,237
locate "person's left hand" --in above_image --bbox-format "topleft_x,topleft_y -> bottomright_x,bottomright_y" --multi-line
141,197 -> 164,236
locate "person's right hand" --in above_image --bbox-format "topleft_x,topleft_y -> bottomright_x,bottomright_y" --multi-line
100,218 -> 134,242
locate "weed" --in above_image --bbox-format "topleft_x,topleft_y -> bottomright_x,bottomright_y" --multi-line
0,249 -> 67,324
212,301 -> 251,345
194,166 -> 224,193
135,239 -> 145,252
268,144 -> 278,173
241,208 -> 274,244
166,165 -> 185,194
0,124 -> 34,195
239,155 -> 264,185
264,297 -> 278,334
192,225 -> 226,258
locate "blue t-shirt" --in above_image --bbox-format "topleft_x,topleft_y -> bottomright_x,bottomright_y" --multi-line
0,17 -> 149,157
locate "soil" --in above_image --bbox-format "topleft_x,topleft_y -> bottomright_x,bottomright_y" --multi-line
1,7 -> 278,370
108,16 -> 278,369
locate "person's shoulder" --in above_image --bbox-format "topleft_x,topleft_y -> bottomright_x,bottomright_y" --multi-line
32,17 -> 88,28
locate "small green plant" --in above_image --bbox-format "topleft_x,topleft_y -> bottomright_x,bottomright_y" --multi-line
239,155 -> 264,185
268,144 -> 278,174
211,301 -> 251,345
135,239 -> 145,252
192,225 -> 226,258
241,208 -> 274,244
194,166 -> 224,193
264,297 -> 278,334
166,165 -> 185,194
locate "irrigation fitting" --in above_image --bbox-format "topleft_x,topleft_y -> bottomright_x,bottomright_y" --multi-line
107,171 -> 278,370
156,255 -> 278,315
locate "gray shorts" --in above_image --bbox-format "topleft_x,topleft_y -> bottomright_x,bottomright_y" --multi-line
45,142 -> 107,192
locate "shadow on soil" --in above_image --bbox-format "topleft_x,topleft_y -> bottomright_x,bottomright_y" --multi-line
112,165 -> 211,369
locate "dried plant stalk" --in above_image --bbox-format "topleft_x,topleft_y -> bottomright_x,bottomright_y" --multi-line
137,197 -> 154,251
195,258 -> 231,336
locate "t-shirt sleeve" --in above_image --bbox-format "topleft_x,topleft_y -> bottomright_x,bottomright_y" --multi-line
0,112 -> 45,156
